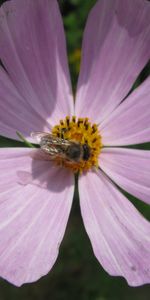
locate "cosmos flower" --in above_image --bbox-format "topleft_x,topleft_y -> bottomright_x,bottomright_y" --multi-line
0,0 -> 150,287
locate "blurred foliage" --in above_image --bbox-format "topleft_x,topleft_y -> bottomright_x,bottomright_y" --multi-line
0,0 -> 150,299
59,0 -> 96,88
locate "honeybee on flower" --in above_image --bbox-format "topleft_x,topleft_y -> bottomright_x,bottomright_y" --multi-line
0,0 -> 150,287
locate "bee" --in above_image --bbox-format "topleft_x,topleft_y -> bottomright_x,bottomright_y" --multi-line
31,132 -> 91,163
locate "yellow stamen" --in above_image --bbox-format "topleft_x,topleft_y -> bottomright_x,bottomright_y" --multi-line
52,116 -> 102,173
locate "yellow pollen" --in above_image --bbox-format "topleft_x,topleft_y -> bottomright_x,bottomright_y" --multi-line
52,116 -> 103,173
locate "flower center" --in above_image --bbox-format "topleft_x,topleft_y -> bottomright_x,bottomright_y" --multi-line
51,116 -> 102,173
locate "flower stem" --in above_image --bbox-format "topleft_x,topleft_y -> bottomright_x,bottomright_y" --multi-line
16,131 -> 35,148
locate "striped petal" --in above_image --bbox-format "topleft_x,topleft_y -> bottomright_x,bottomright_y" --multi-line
79,170 -> 150,286
101,77 -> 150,146
100,147 -> 150,205
0,0 -> 74,141
75,0 -> 150,124
0,68 -> 51,142
0,148 -> 74,286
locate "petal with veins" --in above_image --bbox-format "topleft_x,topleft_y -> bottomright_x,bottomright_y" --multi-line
100,147 -> 150,205
0,148 -> 74,286
0,0 -> 74,141
0,68 -> 51,142
79,170 -> 150,286
101,77 -> 150,146
75,0 -> 150,124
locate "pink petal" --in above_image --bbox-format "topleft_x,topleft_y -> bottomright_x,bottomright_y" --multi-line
79,170 -> 150,286
0,0 -> 74,141
100,77 -> 150,145
75,0 -> 150,123
0,68 -> 51,142
100,148 -> 150,205
0,148 -> 74,286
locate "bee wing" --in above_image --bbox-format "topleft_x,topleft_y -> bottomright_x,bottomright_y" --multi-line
41,144 -> 62,156
31,131 -> 72,148
31,131 -> 51,143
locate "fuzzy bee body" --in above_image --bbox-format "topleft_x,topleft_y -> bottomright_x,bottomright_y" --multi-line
31,132 -> 91,163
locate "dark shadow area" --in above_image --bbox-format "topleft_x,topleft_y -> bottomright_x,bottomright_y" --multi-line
0,135 -> 25,147
0,58 -> 7,72
118,142 -> 150,151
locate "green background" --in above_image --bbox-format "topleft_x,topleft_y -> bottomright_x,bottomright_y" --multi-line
0,0 -> 150,299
